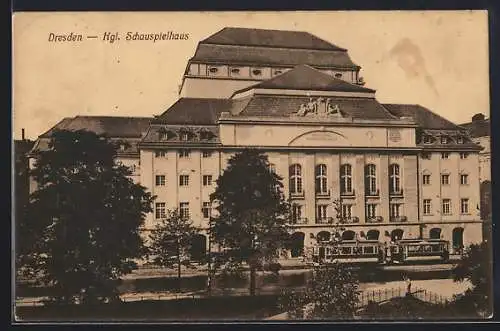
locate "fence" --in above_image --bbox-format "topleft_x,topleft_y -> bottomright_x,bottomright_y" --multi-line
356,286 -> 450,309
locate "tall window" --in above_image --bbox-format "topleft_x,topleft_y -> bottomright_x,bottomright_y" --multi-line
460,174 -> 469,185
423,199 -> 432,215
202,150 -> 212,158
155,150 -> 166,158
421,152 -> 432,160
291,204 -> 303,222
390,204 -> 401,217
315,164 -> 328,194
179,149 -> 190,158
155,202 -> 166,219
179,202 -> 190,219
289,164 -> 303,194
269,163 -> 276,174
441,174 -> 450,185
202,202 -> 211,219
155,175 -> 166,186
442,199 -> 451,215
460,152 -> 469,159
423,174 -> 431,185
365,164 -> 377,194
461,198 -> 469,214
316,205 -> 328,221
389,164 -> 401,193
340,164 -> 352,194
366,204 -> 377,218
341,204 -> 352,219
203,175 -> 212,186
179,175 -> 190,186
441,152 -> 450,159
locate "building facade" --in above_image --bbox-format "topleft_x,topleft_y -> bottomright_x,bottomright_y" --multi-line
29,27 -> 485,259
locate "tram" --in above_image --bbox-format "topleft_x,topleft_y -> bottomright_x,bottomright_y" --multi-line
388,239 -> 450,263
311,240 -> 384,264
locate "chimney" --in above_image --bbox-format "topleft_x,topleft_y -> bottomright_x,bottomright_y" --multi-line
472,113 -> 485,122
22,128 -> 25,141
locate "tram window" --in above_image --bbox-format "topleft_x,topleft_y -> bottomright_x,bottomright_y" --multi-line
364,246 -> 375,254
341,247 -> 352,255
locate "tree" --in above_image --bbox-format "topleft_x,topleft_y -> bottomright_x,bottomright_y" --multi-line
451,241 -> 492,317
148,208 -> 201,292
209,149 -> 291,296
19,130 -> 154,304
279,263 -> 361,320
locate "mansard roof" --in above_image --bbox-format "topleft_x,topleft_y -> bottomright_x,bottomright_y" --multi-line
233,65 -> 374,95
40,116 -> 152,138
154,98 -> 235,125
201,27 -> 347,51
382,104 -> 461,130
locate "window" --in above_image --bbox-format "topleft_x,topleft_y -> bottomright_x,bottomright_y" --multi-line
389,164 -> 401,194
180,132 -> 189,141
335,73 -> 343,79
340,164 -> 353,194
423,135 -> 433,144
421,152 -> 431,160
268,163 -> 276,174
441,152 -> 450,159
274,69 -> 283,75
423,199 -> 432,215
460,174 -> 469,185
457,137 -> 464,144
179,175 -> 189,186
423,174 -> 431,185
155,150 -> 166,158
252,69 -> 262,76
155,202 -> 166,219
230,67 -> 240,75
460,152 -> 469,159
365,164 -> 377,195
179,149 -> 190,158
441,136 -> 449,144
179,202 -> 190,219
155,175 -> 166,186
202,202 -> 211,219
442,199 -> 451,215
342,204 -> 352,219
366,204 -> 377,218
203,175 -> 213,186
202,150 -> 212,158
316,205 -> 328,220
291,204 -> 303,222
460,198 -> 469,214
208,67 -> 218,74
390,204 -> 401,217
315,164 -> 328,194
289,164 -> 303,194
441,174 -> 450,185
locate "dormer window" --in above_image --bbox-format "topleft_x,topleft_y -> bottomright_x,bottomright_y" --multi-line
252,69 -> 262,76
423,135 -> 433,144
274,69 -> 283,75
181,132 -> 190,141
159,132 -> 167,140
457,136 -> 464,144
230,68 -> 240,75
208,67 -> 218,74
119,144 -> 126,151
335,73 -> 343,79
441,136 -> 449,144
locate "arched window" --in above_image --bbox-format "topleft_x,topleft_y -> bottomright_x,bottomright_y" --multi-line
342,230 -> 356,241
389,164 -> 401,194
391,229 -> 404,241
317,231 -> 331,242
315,164 -> 328,194
289,164 -> 302,195
340,164 -> 352,194
365,164 -> 377,195
366,230 -> 380,241
429,228 -> 441,240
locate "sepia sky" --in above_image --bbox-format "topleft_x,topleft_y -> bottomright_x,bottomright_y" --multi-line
12,11 -> 489,140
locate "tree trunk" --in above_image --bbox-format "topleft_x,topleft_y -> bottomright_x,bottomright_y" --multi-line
177,241 -> 182,293
249,265 -> 256,296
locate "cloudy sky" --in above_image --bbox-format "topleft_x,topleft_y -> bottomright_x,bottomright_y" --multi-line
13,11 -> 489,140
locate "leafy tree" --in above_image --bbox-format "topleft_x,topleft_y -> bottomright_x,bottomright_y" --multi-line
279,263 -> 360,320
20,130 -> 154,304
451,241 -> 492,317
209,149 -> 291,296
148,208 -> 201,292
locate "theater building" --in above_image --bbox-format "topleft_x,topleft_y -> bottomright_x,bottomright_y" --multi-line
29,27 -> 484,258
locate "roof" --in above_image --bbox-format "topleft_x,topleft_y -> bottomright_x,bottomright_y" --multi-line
382,104 -> 460,130
201,27 -> 346,51
235,65 -> 374,95
459,119 -> 490,138
40,116 -> 152,138
191,44 -> 358,69
154,98 -> 235,125
237,95 -> 397,120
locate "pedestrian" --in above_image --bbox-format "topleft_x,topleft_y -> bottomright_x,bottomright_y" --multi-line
405,275 -> 412,295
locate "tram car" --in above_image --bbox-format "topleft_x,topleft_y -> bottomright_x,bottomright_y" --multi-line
311,240 -> 384,264
388,239 -> 450,264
